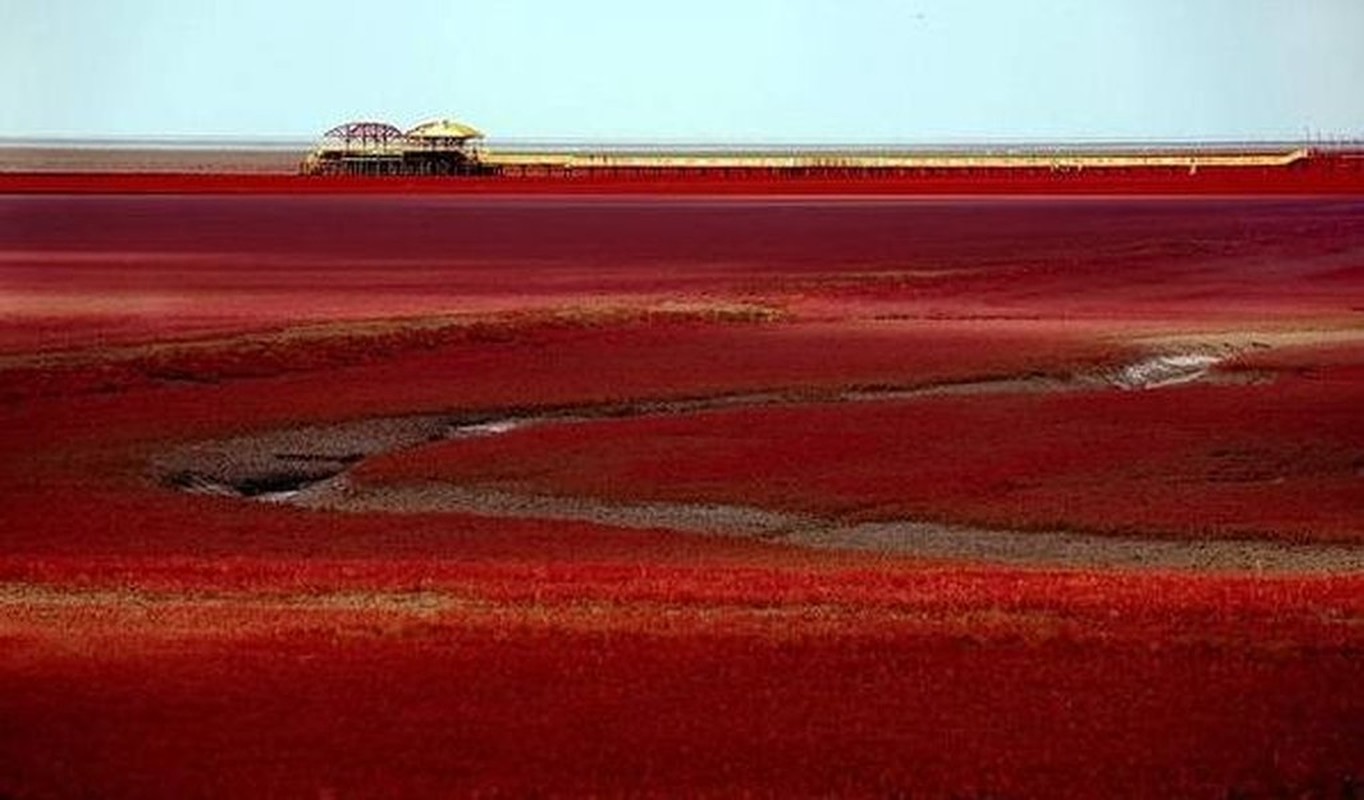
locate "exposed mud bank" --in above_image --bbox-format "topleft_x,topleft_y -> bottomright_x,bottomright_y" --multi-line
155,348 -> 1256,496
285,479 -> 1364,573
153,348 -> 1356,573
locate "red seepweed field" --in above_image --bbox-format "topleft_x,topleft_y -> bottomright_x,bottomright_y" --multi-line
3,180 -> 1364,798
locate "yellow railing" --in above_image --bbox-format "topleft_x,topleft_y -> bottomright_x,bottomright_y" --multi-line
478,148 -> 1310,170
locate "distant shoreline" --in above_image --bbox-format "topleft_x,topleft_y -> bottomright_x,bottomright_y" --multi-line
4,170 -> 1363,196
5,138 -> 1363,175
0,146 -> 307,175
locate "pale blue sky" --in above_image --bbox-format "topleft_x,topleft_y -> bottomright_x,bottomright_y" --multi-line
4,0 -> 1363,142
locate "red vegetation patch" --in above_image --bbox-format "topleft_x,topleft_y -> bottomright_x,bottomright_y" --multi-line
4,195 -> 1364,797
0,322 -> 1132,452
6,618 -> 1364,799
4,195 -> 1363,355
7,552 -> 1364,799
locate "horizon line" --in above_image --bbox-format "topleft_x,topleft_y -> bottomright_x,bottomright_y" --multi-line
4,134 -> 1364,152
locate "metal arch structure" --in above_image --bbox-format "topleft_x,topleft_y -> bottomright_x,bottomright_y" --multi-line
302,118 -> 494,176
320,121 -> 406,150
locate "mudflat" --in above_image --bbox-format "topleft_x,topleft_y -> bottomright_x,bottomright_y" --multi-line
3,192 -> 1364,798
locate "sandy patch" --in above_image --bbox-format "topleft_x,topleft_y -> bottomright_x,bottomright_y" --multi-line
1132,327 -> 1364,352
280,478 -> 1364,574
